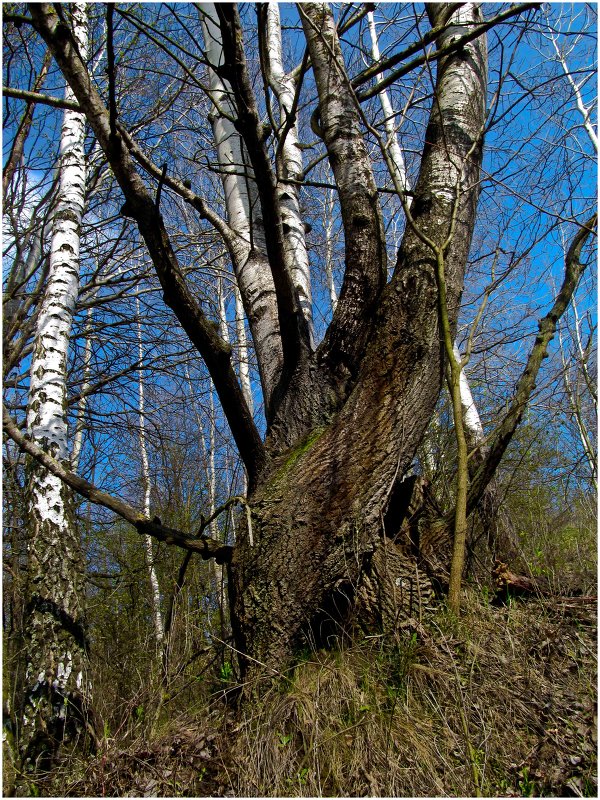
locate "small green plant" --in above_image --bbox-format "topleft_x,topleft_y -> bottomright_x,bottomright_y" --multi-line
297,767 -> 309,785
378,632 -> 420,707
286,767 -> 310,790
518,767 -> 536,797
219,660 -> 233,683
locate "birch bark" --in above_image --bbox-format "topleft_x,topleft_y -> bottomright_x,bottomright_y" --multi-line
199,2 -> 283,408
324,189 -> 338,314
136,296 -> 165,648
21,2 -> 94,775
234,283 -> 253,417
367,12 -> 411,197
184,366 -> 228,620
549,29 -> 598,153
208,387 -> 227,618
266,2 -> 314,344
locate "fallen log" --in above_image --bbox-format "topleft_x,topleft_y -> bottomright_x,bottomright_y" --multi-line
492,560 -> 546,601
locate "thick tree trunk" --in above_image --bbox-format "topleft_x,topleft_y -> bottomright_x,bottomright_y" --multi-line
20,3 -> 95,780
229,2 -> 487,679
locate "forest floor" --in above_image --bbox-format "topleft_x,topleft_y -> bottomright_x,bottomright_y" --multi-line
32,590 -> 598,797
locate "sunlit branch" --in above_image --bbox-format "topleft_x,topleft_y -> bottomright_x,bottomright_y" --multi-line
3,405 -> 234,563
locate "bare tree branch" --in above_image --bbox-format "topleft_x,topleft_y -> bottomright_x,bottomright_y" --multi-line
354,3 -> 541,101
467,214 -> 598,514
3,51 -> 53,197
2,84 -> 81,112
28,2 -> 266,487
3,405 -> 233,563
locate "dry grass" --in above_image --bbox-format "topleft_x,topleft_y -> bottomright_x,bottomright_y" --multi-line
229,592 -> 596,797
39,590 -> 596,798
55,711 -> 234,797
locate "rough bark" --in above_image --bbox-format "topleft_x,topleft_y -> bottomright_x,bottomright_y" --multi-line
367,5 -> 514,585
20,3 -> 95,777
22,0 -> 588,697
260,1 -> 392,453
229,2 -> 487,678
300,2 -> 387,383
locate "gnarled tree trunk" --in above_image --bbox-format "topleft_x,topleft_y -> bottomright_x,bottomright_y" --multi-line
22,0 -> 594,700
228,1 -> 488,679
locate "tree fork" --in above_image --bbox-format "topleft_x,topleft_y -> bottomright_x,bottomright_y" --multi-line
201,2 -> 488,678
215,2 -> 311,380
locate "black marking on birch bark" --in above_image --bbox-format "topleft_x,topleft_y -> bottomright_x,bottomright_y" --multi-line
26,595 -> 89,652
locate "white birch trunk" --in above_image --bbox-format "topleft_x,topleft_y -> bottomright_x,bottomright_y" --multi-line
324,188 -> 338,314
453,342 -> 485,447
199,2 -> 283,405
266,2 -> 314,344
234,283 -> 253,416
136,296 -> 164,647
208,386 -> 227,617
183,367 -> 227,619
550,32 -> 598,153
367,12 -> 412,197
22,2 -> 93,766
212,278 -> 231,612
